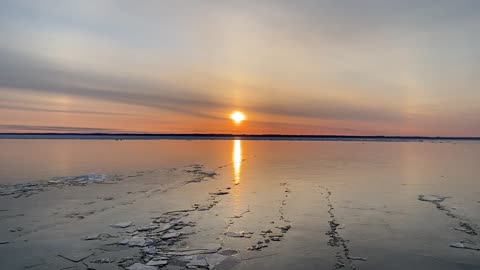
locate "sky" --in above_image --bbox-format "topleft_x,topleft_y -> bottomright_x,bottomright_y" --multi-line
1,0 -> 479,136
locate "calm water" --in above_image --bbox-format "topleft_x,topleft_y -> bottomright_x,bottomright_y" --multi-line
1,139 -> 480,185
1,139 -> 479,269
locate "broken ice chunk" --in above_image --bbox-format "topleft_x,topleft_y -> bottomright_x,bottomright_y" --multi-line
276,225 -> 292,233
146,259 -> 168,266
218,249 -> 238,256
110,221 -> 134,228
211,191 -> 229,196
91,258 -> 114,264
348,256 -> 368,261
143,246 -> 157,255
225,231 -> 245,238
204,253 -> 228,269
186,256 -> 208,268
128,236 -> 147,247
418,195 -> 449,203
161,231 -> 181,240
127,263 -> 158,270
450,242 -> 480,251
137,224 -> 160,231
87,173 -> 106,182
247,243 -> 268,251
454,223 -> 477,235
83,234 -> 101,240
118,239 -> 130,245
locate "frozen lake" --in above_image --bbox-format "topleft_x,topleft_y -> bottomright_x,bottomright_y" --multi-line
0,139 -> 479,269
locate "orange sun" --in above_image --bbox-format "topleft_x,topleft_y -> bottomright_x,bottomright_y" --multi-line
230,111 -> 246,124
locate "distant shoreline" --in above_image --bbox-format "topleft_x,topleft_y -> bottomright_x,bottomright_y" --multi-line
0,133 -> 479,141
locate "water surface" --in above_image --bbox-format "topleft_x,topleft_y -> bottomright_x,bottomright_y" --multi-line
0,139 -> 479,269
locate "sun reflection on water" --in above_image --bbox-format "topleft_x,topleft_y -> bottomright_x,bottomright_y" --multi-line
233,139 -> 242,185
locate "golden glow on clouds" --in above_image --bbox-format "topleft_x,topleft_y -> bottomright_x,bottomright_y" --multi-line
1,2 -> 480,136
230,111 -> 246,124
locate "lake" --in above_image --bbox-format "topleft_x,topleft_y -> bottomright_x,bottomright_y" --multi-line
0,139 -> 479,269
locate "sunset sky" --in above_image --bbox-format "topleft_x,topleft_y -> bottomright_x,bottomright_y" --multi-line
1,1 -> 479,136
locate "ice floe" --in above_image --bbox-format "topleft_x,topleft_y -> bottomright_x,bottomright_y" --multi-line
111,221 -> 134,228
450,242 -> 480,251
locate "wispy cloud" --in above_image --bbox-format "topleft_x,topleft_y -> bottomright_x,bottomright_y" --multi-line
0,124 -> 123,133
0,104 -> 129,116
0,48 -> 403,123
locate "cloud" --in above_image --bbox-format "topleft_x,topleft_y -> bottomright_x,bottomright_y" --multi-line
0,104 -> 129,116
0,48 -> 404,123
0,124 -> 122,133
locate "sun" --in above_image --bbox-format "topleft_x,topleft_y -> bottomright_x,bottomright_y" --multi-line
230,111 -> 246,124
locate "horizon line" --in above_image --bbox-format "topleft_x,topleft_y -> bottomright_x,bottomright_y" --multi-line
0,133 -> 479,140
